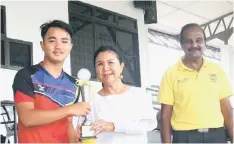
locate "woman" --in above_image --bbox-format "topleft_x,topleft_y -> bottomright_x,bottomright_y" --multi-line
89,45 -> 157,144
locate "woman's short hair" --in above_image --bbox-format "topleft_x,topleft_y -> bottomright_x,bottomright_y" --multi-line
93,45 -> 123,67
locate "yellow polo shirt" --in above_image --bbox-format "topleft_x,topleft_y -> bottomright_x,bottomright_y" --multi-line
158,58 -> 233,130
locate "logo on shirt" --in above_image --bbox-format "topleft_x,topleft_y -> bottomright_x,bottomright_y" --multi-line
177,78 -> 188,83
38,85 -> 45,91
209,74 -> 217,83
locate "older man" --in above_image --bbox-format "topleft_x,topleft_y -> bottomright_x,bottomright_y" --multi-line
158,23 -> 233,143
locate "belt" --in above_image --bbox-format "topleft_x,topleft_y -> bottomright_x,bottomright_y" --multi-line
174,127 -> 223,133
189,127 -> 223,133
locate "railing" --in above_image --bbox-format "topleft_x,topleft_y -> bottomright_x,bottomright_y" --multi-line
0,100 -> 17,143
146,85 -> 161,131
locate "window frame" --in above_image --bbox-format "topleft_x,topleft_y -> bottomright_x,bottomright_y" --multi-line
117,15 -> 138,31
8,38 -> 33,70
1,38 -> 33,70
1,5 -> 7,68
1,5 -> 33,70
1,5 -> 7,66
1,36 -> 7,66
1,5 -> 6,35
94,7 -> 117,26
69,1 -> 141,87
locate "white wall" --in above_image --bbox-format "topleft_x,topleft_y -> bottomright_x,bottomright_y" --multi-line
148,43 -> 183,86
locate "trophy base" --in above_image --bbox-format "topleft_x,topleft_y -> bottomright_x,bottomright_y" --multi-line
81,125 -> 97,139
80,136 -> 97,140
81,138 -> 96,144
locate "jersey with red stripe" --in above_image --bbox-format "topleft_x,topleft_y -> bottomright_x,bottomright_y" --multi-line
12,63 -> 79,143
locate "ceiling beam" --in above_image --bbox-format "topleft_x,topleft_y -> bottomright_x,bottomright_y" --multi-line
200,12 -> 233,45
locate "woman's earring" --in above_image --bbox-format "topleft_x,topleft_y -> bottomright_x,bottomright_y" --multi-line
97,77 -> 100,82
120,73 -> 123,79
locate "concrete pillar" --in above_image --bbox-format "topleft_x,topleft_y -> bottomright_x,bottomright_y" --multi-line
220,44 -> 234,107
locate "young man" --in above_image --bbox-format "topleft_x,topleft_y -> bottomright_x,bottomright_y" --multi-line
158,23 -> 233,143
12,20 -> 90,143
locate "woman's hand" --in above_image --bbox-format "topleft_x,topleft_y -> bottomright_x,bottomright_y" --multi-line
90,119 -> 115,135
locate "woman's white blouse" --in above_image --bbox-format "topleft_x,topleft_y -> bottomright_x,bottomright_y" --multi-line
90,86 -> 157,144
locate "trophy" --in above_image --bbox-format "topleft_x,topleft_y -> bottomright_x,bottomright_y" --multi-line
77,68 -> 96,140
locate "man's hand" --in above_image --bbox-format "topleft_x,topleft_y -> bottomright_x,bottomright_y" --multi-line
160,104 -> 173,143
220,97 -> 233,143
68,102 -> 91,116
90,119 -> 115,135
15,102 -> 90,128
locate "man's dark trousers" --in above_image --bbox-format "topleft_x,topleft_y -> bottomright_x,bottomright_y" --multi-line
172,127 -> 227,143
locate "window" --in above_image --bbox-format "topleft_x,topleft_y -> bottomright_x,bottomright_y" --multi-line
116,30 -> 140,85
95,24 -> 116,49
69,1 -> 140,86
96,9 -> 116,24
1,40 -> 5,65
1,6 -> 6,35
1,5 -> 6,66
70,17 -> 95,78
9,39 -> 32,68
1,38 -> 33,70
69,2 -> 93,17
118,16 -> 137,30
1,5 -> 33,70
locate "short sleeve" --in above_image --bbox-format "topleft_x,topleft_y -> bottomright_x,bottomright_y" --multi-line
158,68 -> 174,105
12,68 -> 34,103
218,68 -> 233,100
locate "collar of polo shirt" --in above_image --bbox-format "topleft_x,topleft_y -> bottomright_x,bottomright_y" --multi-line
177,56 -> 209,71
